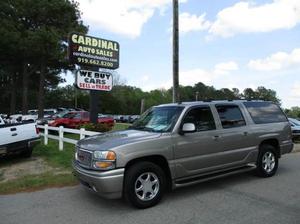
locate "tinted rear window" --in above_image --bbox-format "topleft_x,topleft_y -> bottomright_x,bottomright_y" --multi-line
243,102 -> 287,124
216,105 -> 246,129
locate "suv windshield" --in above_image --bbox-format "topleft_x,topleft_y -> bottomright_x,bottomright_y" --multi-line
130,106 -> 184,132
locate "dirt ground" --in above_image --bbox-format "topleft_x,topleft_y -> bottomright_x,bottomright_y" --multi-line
293,143 -> 300,152
0,157 -> 70,183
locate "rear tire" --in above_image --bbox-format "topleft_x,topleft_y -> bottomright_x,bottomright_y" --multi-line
255,144 -> 278,177
124,161 -> 166,209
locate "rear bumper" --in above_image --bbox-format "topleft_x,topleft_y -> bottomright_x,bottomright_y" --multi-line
280,140 -> 294,155
0,137 -> 40,155
72,161 -> 124,199
28,137 -> 40,148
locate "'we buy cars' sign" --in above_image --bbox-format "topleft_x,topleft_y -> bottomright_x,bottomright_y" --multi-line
68,33 -> 119,69
76,70 -> 113,91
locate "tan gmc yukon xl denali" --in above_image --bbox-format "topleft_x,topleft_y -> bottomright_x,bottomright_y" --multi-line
73,100 -> 293,208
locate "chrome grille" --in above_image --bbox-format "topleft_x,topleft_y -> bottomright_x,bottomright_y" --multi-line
76,148 -> 92,167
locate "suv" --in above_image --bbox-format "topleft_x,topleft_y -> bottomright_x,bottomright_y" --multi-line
73,100 -> 293,208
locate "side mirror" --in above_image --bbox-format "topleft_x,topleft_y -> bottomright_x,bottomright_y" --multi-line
181,123 -> 196,134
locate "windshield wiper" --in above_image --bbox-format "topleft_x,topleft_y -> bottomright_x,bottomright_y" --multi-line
129,126 -> 156,132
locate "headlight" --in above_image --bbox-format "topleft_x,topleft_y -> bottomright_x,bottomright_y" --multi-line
93,151 -> 116,170
93,151 -> 116,160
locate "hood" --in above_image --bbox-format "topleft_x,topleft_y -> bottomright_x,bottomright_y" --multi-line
77,129 -> 161,151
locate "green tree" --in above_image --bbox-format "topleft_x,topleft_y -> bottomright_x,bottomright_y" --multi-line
285,107 -> 300,118
255,86 -> 281,104
0,0 -> 87,117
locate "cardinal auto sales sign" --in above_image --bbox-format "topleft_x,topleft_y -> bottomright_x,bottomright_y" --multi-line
68,33 -> 119,92
68,33 -> 119,69
76,70 -> 113,91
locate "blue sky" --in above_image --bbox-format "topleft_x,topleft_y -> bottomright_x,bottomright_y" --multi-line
63,0 -> 300,108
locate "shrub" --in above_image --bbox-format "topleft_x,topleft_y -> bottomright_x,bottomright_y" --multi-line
79,123 -> 112,132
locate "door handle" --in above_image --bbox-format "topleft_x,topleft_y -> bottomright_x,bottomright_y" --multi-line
12,133 -> 18,136
10,127 -> 17,131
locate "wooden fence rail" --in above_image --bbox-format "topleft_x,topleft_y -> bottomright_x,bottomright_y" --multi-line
37,125 -> 100,150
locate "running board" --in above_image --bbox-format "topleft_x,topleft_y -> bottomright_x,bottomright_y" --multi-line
174,165 -> 257,188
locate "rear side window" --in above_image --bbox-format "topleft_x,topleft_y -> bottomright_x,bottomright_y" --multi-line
216,105 -> 246,129
243,102 -> 287,124
183,106 -> 216,132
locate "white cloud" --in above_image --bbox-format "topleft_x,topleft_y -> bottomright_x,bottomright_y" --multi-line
179,12 -> 211,34
290,82 -> 300,98
285,82 -> 300,107
141,75 -> 150,82
180,61 -> 239,86
214,61 -> 239,75
209,0 -> 300,37
130,61 -> 238,91
78,0 -> 169,38
180,69 -> 213,86
138,79 -> 172,92
78,0 -> 188,38
248,48 -> 300,71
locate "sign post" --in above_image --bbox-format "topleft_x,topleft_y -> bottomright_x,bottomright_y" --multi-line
68,33 -> 119,124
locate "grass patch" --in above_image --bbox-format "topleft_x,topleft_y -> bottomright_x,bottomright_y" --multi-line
0,124 -> 132,194
0,170 -> 4,182
113,123 -> 131,131
0,172 -> 78,195
0,140 -> 77,194
33,140 -> 75,170
64,133 -> 80,140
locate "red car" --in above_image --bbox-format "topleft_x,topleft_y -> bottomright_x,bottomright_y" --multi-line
48,111 -> 114,129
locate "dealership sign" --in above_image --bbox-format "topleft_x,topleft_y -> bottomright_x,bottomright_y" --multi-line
69,33 -> 119,69
76,70 -> 113,91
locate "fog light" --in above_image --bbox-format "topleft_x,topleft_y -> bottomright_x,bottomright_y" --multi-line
94,161 -> 114,169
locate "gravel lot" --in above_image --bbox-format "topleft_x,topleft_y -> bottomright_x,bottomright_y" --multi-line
1,152 -> 300,224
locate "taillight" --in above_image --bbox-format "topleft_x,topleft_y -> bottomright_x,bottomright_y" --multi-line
36,126 -> 40,135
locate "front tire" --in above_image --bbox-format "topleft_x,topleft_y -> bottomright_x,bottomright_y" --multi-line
256,144 -> 278,177
124,161 -> 166,209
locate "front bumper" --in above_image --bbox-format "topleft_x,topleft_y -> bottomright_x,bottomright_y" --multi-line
292,132 -> 300,137
72,161 -> 124,199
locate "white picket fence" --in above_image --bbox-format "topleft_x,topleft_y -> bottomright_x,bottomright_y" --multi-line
37,125 -> 100,150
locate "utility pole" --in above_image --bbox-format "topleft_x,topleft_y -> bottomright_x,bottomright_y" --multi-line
140,99 -> 145,115
195,91 -> 199,101
172,0 -> 179,103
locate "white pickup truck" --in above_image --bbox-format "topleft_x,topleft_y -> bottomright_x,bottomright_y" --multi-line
0,117 -> 40,157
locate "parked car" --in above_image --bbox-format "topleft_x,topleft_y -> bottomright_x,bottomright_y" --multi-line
288,118 -> 300,140
129,115 -> 140,123
48,111 -> 114,129
28,109 -> 38,115
9,114 -> 38,122
73,100 -> 293,208
0,117 -> 40,157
